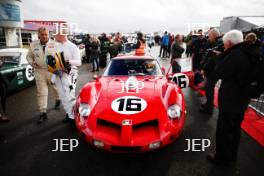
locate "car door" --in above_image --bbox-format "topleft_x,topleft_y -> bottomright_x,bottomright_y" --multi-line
19,51 -> 35,88
0,52 -> 34,93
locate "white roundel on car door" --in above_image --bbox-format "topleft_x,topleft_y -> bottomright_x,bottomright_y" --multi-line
25,65 -> 35,81
172,73 -> 189,88
111,96 -> 147,115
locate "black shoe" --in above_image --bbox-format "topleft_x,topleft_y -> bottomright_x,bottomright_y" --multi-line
230,156 -> 238,162
54,100 -> 61,110
62,114 -> 70,123
38,113 -> 47,124
62,114 -> 75,124
199,107 -> 213,115
91,70 -> 95,72
200,103 -> 206,108
206,153 -> 233,166
0,114 -> 10,123
96,68 -> 99,71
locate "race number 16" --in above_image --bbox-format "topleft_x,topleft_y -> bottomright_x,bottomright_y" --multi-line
117,98 -> 141,111
172,73 -> 189,88
111,96 -> 147,115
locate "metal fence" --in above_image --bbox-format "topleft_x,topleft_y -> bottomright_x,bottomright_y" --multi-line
249,94 -> 264,117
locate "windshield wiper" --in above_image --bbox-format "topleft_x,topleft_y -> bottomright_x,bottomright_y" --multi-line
128,73 -> 146,76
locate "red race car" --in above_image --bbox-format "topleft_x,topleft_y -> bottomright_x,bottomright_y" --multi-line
74,55 -> 187,152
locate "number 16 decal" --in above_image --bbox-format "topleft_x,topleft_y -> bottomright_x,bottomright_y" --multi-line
111,96 -> 147,115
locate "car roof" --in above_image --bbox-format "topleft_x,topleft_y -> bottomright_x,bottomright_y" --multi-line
112,55 -> 155,60
0,48 -> 28,54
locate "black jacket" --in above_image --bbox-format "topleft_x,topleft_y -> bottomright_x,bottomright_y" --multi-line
201,37 -> 224,79
171,41 -> 185,59
100,36 -> 110,53
215,42 -> 259,113
84,38 -> 91,50
191,37 -> 207,57
90,41 -> 100,58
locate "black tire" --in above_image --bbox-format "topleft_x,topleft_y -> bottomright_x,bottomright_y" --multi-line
0,82 -> 7,114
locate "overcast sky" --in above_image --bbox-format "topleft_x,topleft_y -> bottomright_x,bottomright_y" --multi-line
21,0 -> 264,34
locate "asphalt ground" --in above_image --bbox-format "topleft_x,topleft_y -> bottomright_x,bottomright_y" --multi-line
0,47 -> 263,176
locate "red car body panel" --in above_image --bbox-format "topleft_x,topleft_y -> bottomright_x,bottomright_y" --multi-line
75,56 -> 187,152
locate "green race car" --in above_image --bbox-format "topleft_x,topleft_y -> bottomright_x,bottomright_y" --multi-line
0,48 -> 35,94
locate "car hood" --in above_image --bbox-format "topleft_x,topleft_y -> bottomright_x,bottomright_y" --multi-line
106,76 -> 155,100
91,76 -> 166,125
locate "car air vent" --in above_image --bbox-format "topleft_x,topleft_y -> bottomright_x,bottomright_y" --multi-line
133,119 -> 159,131
97,118 -> 121,130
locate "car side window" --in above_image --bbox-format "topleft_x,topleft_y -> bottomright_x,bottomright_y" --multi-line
0,55 -> 20,68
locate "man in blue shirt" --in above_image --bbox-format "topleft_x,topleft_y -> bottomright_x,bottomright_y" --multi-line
160,31 -> 169,58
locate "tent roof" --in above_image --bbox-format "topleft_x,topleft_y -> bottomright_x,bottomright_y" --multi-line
220,16 -> 264,33
239,17 -> 264,27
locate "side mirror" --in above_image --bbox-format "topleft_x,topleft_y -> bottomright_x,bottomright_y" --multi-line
167,75 -> 173,80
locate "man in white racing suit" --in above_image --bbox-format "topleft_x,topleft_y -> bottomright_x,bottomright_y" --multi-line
46,28 -> 82,123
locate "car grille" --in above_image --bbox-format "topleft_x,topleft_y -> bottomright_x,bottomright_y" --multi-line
96,118 -> 160,144
111,146 -> 142,152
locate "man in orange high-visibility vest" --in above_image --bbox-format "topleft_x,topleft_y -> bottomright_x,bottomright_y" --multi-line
135,32 -> 146,56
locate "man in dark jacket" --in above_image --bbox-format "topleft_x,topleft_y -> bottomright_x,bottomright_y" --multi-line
207,30 -> 258,165
200,29 -> 223,114
191,30 -> 207,85
185,31 -> 193,57
170,34 -> 185,73
191,29 -> 207,72
99,33 -> 110,68
90,37 -> 100,72
154,35 -> 161,46
84,34 -> 92,63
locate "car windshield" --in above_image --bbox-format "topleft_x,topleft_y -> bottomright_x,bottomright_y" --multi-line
0,53 -> 20,67
104,58 -> 163,76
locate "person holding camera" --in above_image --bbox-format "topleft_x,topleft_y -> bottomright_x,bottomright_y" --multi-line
200,29 -> 223,114
206,30 -> 261,165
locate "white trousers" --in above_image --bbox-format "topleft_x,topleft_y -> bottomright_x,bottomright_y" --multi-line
54,70 -> 78,119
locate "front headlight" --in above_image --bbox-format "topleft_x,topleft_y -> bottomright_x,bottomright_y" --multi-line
167,104 -> 181,119
79,103 -> 91,118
